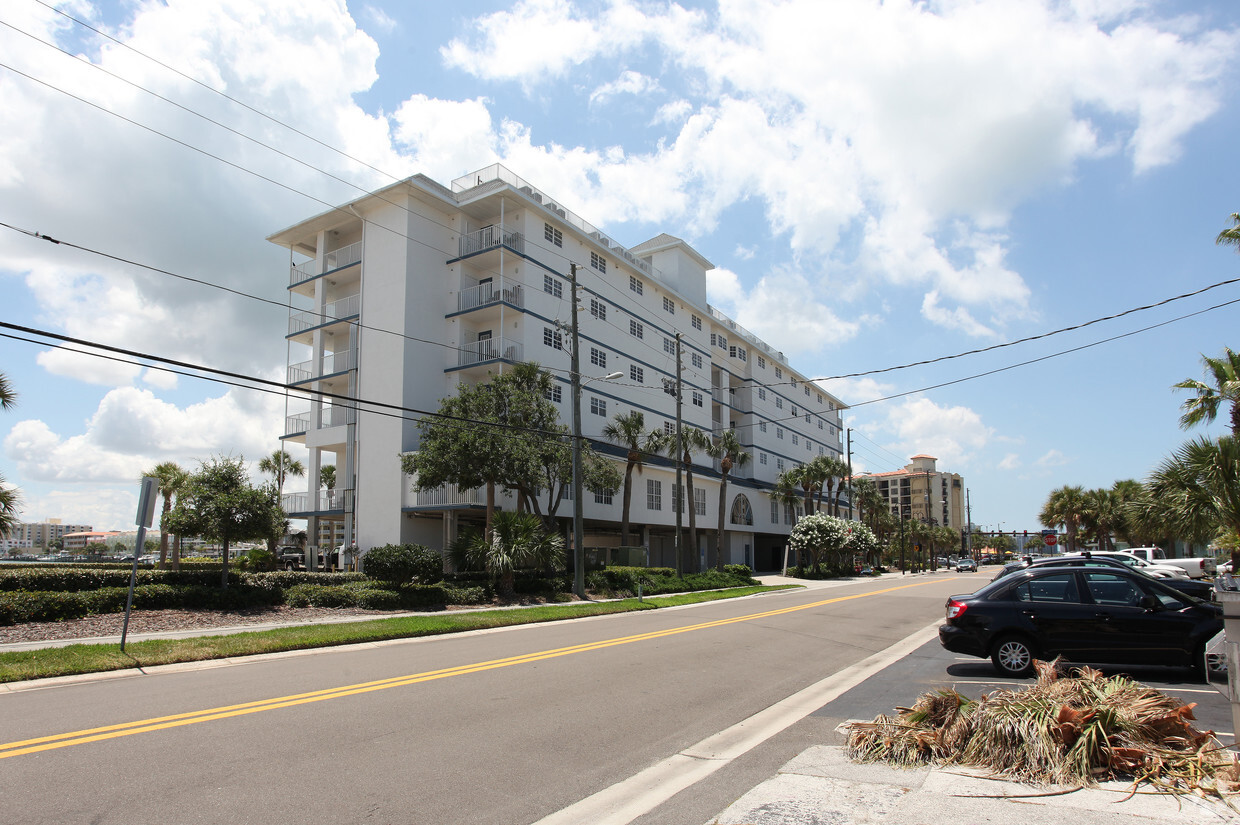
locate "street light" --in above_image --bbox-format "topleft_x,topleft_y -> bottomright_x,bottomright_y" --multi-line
572,370 -> 622,598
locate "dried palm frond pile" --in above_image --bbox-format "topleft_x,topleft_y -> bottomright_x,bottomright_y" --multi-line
847,660 -> 1239,803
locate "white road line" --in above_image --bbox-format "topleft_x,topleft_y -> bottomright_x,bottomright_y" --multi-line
529,620 -> 942,825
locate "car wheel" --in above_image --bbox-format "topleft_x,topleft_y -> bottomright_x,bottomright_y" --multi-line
285,561 -> 297,571
990,635 -> 1038,677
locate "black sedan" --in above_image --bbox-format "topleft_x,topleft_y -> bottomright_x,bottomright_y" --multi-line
990,553 -> 1215,602
939,565 -> 1222,678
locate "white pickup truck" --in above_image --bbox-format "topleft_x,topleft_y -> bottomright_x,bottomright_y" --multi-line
1118,546 -> 1217,579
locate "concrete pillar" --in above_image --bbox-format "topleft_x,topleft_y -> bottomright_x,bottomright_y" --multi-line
1218,591 -> 1239,733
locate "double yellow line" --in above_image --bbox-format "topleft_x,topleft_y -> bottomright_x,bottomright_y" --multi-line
1,579 -> 943,760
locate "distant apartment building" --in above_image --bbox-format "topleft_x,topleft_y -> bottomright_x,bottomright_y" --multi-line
857,455 -> 965,532
7,519 -> 93,549
268,165 -> 849,571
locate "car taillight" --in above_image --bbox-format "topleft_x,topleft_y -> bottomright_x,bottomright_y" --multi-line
946,599 -> 968,620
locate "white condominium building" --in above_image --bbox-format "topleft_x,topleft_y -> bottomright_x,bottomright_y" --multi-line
268,165 -> 846,571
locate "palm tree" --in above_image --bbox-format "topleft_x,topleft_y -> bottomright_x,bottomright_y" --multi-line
449,510 -> 564,597
1146,435 -> 1240,544
818,455 -> 849,516
0,373 -> 20,536
781,464 -> 822,517
146,461 -> 188,569
1218,212 -> 1240,251
1080,487 -> 1122,552
852,477 -> 884,533
1039,485 -> 1086,553
706,430 -> 751,570
320,464 -> 337,507
258,449 -> 305,495
1174,348 -> 1240,435
602,411 -> 659,546
661,426 -> 709,574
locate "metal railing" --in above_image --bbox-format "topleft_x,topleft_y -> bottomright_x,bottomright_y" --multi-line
319,405 -> 355,428
284,413 -> 310,436
458,280 -> 524,312
459,224 -> 524,257
282,489 -> 352,514
706,305 -> 784,361
287,349 -> 356,383
288,293 -> 361,335
409,484 -> 483,508
458,337 -> 522,367
288,240 -> 362,285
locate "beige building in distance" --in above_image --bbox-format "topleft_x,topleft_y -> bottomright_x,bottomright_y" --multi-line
858,455 -> 965,532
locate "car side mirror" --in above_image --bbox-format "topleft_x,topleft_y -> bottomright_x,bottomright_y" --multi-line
1139,595 -> 1160,611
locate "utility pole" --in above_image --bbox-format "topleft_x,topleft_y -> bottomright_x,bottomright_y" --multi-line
845,427 -> 854,520
965,488 -> 973,561
673,333 -> 684,577
569,264 -> 586,598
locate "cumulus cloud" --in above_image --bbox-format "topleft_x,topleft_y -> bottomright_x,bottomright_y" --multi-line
590,70 -> 661,105
871,396 -> 996,468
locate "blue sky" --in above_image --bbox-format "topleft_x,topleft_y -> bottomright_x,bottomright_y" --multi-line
0,0 -> 1237,536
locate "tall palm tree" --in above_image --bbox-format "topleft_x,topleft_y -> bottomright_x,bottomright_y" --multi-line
602,411 -> 659,546
1173,348 -> 1240,435
781,464 -> 821,517
258,449 -> 305,495
1146,435 -> 1240,542
1218,212 -> 1240,251
320,464 -> 337,507
705,430 -> 751,570
0,373 -> 19,536
146,461 -> 188,569
1039,484 -> 1086,553
662,426 -> 709,574
818,455 -> 849,516
852,477 -> 884,533
1080,487 -> 1122,552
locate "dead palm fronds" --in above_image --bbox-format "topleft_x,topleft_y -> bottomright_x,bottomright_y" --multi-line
846,660 -> 1239,804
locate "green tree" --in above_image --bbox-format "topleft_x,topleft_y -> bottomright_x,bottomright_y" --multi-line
320,464 -> 337,507
1218,212 -> 1240,251
0,373 -> 21,535
524,424 -> 620,533
448,510 -> 565,597
402,362 -> 560,538
258,449 -> 305,494
1080,487 -> 1122,552
1039,485 -> 1086,553
1173,347 -> 1240,435
1145,435 -> 1240,547
146,461 -> 188,570
780,464 -> 822,519
705,430 -> 751,570
788,512 -> 849,575
661,425 -> 710,574
169,456 -> 284,587
602,411 -> 660,546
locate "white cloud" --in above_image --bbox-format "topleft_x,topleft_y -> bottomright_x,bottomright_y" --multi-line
362,5 -> 398,34
440,0 -> 607,83
872,396 -> 995,468
733,244 -> 755,260
1035,449 -> 1071,469
590,70 -> 661,105
998,453 -> 1022,471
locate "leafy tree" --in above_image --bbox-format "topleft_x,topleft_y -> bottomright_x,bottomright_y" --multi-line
320,464 -> 337,507
1039,485 -> 1086,553
1145,435 -> 1240,548
402,362 -> 560,538
146,461 -> 188,570
1218,212 -> 1240,251
1080,487 -> 1122,552
1173,347 -> 1240,435
780,463 -> 822,517
448,510 -> 565,596
0,373 -> 21,535
520,421 -> 620,533
705,430 -> 751,570
602,411 -> 661,546
660,425 -> 710,575
258,449 -> 305,494
788,512 -> 848,575
169,456 -> 284,587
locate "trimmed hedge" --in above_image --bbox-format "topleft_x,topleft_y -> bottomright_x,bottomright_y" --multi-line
0,583 -> 283,625
586,565 -> 757,597
282,582 -> 488,610
362,544 -> 444,584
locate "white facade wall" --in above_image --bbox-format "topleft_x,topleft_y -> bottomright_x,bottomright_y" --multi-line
268,167 -> 847,568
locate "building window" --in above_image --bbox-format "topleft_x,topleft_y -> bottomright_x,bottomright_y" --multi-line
691,314 -> 702,330
691,352 -> 702,369
695,487 -> 706,516
777,428 -> 784,439
805,386 -> 811,397
590,298 -> 606,320
544,274 -> 563,299
729,346 -> 746,362
770,499 -> 779,523
630,365 -> 644,383
717,335 -> 727,350
775,398 -> 783,410
543,327 -> 563,350
647,479 -> 662,510
663,296 -> 675,314
783,502 -> 793,524
544,223 -> 562,247
663,421 -> 675,435
692,391 -> 703,407
775,367 -> 783,379
629,275 -> 643,295
791,379 -> 797,390
590,347 -> 606,368
805,414 -> 811,424
664,337 -> 675,354
590,251 -> 606,272
818,420 -> 823,429
544,384 -> 562,403
758,388 -> 766,401
792,434 -> 798,445
791,405 -> 797,417
806,440 -> 812,451
629,319 -> 643,339
819,445 -> 824,456
777,458 -> 785,471
758,356 -> 766,369
590,396 -> 607,416
561,485 -> 572,501
760,452 -> 767,465
759,422 -> 767,432
817,393 -> 823,403
593,488 -> 612,505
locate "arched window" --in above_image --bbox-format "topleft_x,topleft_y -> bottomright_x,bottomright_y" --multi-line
730,494 -> 754,526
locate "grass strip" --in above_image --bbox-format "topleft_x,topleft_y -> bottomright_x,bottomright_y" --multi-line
0,585 -> 790,684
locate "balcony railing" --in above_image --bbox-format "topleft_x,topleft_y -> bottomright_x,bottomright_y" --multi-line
458,281 -> 524,313
288,240 -> 363,285
282,489 -> 352,514
409,484 -> 483,508
285,413 -> 310,436
319,405 -> 355,428
288,294 -> 361,335
459,224 -> 524,257
458,337 -> 522,367
287,349 -> 356,383
706,305 -> 784,361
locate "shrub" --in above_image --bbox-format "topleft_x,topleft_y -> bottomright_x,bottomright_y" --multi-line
362,544 -> 444,584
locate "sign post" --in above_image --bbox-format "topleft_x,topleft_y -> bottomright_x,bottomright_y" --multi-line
120,476 -> 159,653
1042,529 -> 1059,550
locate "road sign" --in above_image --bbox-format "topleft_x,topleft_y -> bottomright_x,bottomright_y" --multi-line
1042,530 -> 1058,546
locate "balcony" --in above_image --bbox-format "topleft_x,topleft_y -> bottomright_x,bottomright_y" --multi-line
282,489 -> 352,515
285,412 -> 310,437
458,337 -> 522,367
459,224 -> 524,258
288,349 -> 356,384
319,405 -> 355,428
288,240 -> 362,286
405,483 -> 484,509
288,294 -> 360,336
457,280 -> 524,313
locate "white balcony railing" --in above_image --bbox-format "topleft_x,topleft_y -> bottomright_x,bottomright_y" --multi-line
288,293 -> 361,335
283,489 -> 352,514
287,349 -> 356,383
319,405 -> 355,428
458,337 -> 522,367
288,240 -> 363,286
409,484 -> 484,508
458,280 -> 524,313
459,224 -> 524,258
285,413 -> 310,436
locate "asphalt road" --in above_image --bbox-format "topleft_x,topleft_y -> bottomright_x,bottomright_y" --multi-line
1,572 -> 1225,825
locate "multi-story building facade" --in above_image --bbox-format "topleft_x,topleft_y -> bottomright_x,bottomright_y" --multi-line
6,519 -> 93,550
268,164 -> 847,571
858,455 -> 965,532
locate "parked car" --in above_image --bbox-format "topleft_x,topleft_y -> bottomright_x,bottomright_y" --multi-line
991,553 -> 1214,601
955,558 -> 977,572
1118,547 -> 1216,580
939,565 -> 1222,678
